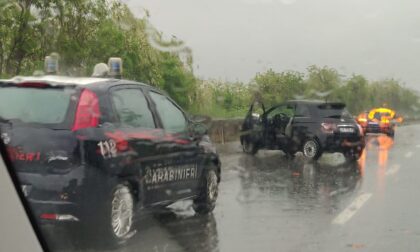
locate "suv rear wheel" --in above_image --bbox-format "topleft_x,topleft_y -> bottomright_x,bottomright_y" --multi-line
302,139 -> 322,161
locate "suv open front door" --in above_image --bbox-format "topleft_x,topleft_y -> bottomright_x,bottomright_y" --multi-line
263,103 -> 296,150
241,98 -> 266,155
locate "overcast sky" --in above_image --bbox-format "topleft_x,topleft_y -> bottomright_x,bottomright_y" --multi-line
124,0 -> 420,89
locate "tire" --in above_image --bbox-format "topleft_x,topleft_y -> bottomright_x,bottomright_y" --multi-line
387,129 -> 395,138
93,183 -> 136,247
302,139 -> 322,161
242,137 -> 258,155
193,169 -> 219,214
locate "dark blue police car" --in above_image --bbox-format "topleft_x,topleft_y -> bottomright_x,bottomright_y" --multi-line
0,65 -> 221,245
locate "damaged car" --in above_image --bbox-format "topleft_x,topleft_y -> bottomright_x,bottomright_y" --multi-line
240,100 -> 365,161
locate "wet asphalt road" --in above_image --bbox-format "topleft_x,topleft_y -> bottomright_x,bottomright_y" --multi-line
47,124 -> 420,252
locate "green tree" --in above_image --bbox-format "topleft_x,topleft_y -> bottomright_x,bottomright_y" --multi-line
253,69 -> 306,106
306,65 -> 341,101
340,74 -> 369,114
0,0 -> 197,108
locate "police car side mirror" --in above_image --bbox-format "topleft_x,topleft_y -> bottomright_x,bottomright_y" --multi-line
188,114 -> 211,139
192,122 -> 208,137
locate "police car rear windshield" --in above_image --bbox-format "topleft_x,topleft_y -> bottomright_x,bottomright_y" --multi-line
0,86 -> 75,126
317,103 -> 352,119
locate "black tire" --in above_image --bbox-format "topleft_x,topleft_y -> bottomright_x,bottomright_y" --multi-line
89,183 -> 136,247
387,129 -> 395,138
302,139 -> 322,161
242,137 -> 258,155
193,169 -> 219,214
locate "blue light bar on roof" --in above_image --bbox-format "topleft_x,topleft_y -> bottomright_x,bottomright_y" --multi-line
108,57 -> 123,78
44,53 -> 59,75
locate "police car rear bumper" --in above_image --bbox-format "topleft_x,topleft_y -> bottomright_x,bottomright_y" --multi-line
28,199 -> 80,223
16,165 -> 88,223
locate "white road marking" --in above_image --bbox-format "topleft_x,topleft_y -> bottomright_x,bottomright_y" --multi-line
405,151 -> 413,158
385,164 -> 401,176
332,193 -> 372,225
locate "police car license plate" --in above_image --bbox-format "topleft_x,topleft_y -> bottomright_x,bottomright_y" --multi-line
340,127 -> 354,133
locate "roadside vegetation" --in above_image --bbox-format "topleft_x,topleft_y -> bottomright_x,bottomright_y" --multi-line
1,0 -> 419,118
196,67 -> 420,119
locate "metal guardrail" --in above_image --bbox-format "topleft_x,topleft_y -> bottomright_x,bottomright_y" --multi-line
208,118 -> 243,144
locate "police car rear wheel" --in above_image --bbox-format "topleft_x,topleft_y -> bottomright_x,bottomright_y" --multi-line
110,185 -> 134,240
193,169 -> 219,214
94,183 -> 136,247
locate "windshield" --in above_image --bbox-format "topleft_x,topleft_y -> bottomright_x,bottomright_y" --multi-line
0,86 -> 74,126
1,1 -> 420,252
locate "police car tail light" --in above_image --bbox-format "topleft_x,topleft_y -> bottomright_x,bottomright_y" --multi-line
72,89 -> 100,131
321,122 -> 337,134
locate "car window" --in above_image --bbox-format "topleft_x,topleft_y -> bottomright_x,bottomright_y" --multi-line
295,104 -> 311,117
111,88 -> 155,128
0,86 -> 74,126
317,104 -> 353,119
373,112 -> 382,120
149,91 -> 187,133
267,105 -> 295,119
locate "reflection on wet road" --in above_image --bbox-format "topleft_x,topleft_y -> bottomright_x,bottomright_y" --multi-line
49,124 -> 420,252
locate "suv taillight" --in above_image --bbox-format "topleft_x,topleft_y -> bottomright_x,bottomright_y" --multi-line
72,89 -> 100,131
321,122 -> 337,134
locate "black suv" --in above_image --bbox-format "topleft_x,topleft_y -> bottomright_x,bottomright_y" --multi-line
0,76 -> 221,245
240,100 -> 365,161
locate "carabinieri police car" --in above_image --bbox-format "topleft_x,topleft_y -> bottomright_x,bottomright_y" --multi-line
0,57 -> 221,245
